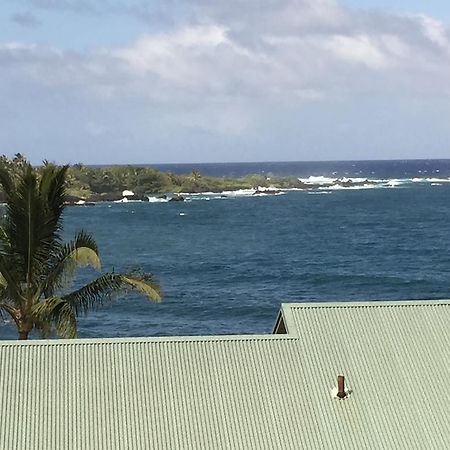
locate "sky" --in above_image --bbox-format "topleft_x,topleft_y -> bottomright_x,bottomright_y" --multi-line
1,0 -> 450,164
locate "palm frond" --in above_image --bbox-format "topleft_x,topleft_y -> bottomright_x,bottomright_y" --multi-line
0,164 -> 16,200
0,226 -> 11,251
0,271 -> 7,289
32,297 -> 77,338
3,166 -> 44,280
63,272 -> 162,315
121,275 -> 161,301
2,165 -> 68,287
0,302 -> 19,325
0,254 -> 22,304
43,231 -> 101,297
39,164 -> 68,234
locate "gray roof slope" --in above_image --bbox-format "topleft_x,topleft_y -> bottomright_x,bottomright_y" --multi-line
1,300 -> 450,449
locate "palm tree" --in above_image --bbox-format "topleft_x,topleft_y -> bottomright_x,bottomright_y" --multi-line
191,169 -> 202,181
0,162 -> 161,340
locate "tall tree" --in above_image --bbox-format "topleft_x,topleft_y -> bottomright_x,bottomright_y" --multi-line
0,162 -> 161,339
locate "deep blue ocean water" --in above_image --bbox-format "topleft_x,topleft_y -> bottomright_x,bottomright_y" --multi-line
152,159 -> 450,178
2,159 -> 450,339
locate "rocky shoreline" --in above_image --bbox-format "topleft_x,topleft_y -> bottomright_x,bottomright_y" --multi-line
66,178 -> 378,205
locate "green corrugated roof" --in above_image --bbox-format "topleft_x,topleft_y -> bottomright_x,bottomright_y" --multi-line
1,300 -> 450,449
282,299 -> 450,449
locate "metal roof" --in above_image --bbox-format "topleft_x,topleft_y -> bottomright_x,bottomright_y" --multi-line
282,299 -> 450,449
1,299 -> 450,449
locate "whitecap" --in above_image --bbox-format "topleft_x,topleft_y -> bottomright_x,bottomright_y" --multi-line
221,189 -> 256,197
147,196 -> 169,203
339,177 -> 369,183
180,191 -> 216,196
298,175 -> 336,185
256,185 -> 281,192
426,177 -> 450,183
319,184 -> 378,191
253,191 -> 286,196
385,179 -> 406,187
114,197 -> 142,203
412,177 -> 450,183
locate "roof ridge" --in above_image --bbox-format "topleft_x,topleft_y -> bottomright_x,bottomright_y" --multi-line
284,299 -> 450,309
0,333 -> 299,347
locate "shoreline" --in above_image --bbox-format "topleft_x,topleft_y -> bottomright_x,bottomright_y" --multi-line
2,156 -> 449,204
65,176 -> 450,205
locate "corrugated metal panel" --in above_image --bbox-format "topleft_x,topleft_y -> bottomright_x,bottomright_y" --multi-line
0,335 -> 305,450
1,300 -> 450,449
287,300 -> 450,449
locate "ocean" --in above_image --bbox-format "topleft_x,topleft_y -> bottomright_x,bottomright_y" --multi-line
2,159 -> 450,339
151,159 -> 450,179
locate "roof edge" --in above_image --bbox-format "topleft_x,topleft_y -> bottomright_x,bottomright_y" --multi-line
0,333 -> 299,347
281,299 -> 450,309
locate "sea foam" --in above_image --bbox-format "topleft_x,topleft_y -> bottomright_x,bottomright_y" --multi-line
147,196 -> 169,203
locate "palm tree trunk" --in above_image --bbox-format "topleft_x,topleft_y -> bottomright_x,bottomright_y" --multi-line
18,320 -> 30,340
18,330 -> 29,340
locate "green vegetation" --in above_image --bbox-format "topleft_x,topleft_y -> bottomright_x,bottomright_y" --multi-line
0,154 -> 371,203
0,155 -> 305,201
65,164 -> 271,199
66,164 -> 309,199
1,154 -> 300,202
0,159 -> 161,340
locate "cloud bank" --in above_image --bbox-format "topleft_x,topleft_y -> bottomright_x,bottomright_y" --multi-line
2,0 -> 450,163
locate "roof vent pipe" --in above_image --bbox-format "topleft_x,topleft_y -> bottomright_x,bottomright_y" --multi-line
331,374 -> 352,399
337,375 -> 346,399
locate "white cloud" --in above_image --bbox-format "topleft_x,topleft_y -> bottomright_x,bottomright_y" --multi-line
113,25 -> 229,81
2,4 -> 450,98
326,34 -> 389,68
419,15 -> 449,48
2,0 -> 450,162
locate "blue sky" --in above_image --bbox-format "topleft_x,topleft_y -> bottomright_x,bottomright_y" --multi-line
1,0 -> 450,164
344,0 -> 450,18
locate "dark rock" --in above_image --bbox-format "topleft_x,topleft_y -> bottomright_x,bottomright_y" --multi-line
253,189 -> 279,195
169,195 -> 185,202
123,194 -> 148,201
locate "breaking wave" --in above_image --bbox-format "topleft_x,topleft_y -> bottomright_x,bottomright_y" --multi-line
116,176 -> 450,205
147,196 -> 169,203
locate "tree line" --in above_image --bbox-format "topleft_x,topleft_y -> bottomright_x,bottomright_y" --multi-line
0,154 -> 305,202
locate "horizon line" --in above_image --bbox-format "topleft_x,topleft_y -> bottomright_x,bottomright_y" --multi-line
86,157 -> 450,167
